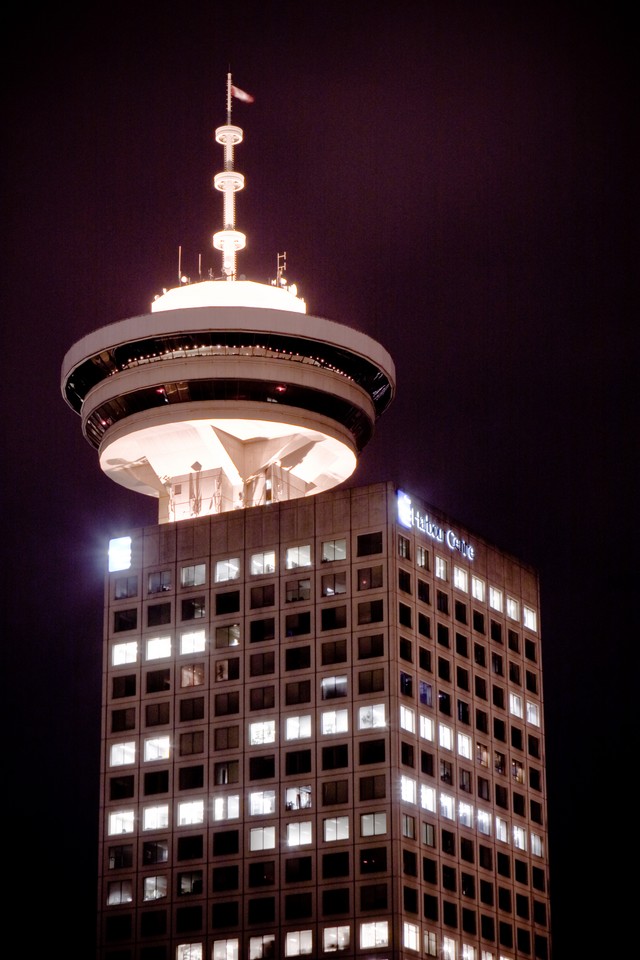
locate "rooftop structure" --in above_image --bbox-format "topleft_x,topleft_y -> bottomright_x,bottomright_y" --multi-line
61,74 -> 395,523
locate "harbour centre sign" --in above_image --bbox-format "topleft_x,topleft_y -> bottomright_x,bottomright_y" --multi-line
397,492 -> 475,561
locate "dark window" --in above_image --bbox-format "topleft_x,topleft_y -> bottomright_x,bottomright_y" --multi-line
213,725 -> 239,751
284,892 -> 311,919
437,623 -> 450,647
358,599 -> 384,625
322,639 -> 347,665
436,591 -> 449,614
286,856 -> 313,882
248,897 -> 275,924
322,779 -> 348,805
179,697 -> 204,722
424,893 -> 439,920
178,870 -> 203,896
148,603 -> 171,626
490,620 -> 502,643
404,885 -> 419,914
398,568 -> 412,593
419,647 -> 431,671
250,651 -> 275,676
359,774 -> 385,800
285,679 -> 311,705
441,830 -> 455,855
250,584 -> 275,609
497,852 -> 511,878
525,638 -> 537,662
417,579 -> 430,604
499,886 -> 512,911
474,643 -> 486,667
143,840 -> 169,864
357,532 -> 383,556
110,775 -> 134,800
358,565 -> 383,590
442,900 -> 458,928
438,657 -> 451,682
418,612 -> 431,638
457,666 -> 469,689
322,851 -> 349,878
286,645 -> 311,670
494,718 -> 506,742
212,830 -> 239,856
111,707 -> 135,732
480,879 -> 494,905
112,674 -> 136,698
358,668 -> 385,694
526,670 -> 538,693
475,676 -> 487,699
473,609 -> 485,633
216,590 -> 241,615
212,865 -> 238,890
114,609 -> 137,632
108,843 -> 133,869
214,692 -> 239,716
181,597 -> 205,620
250,685 -> 275,711
403,849 -> 418,876
248,861 -> 275,887
177,834 -> 203,860
322,888 -> 350,915
322,744 -> 349,769
144,770 -> 169,794
515,859 -> 529,885
439,691 -> 451,715
146,669 -> 171,694
423,857 -> 437,883
532,867 -> 546,892
286,577 -> 312,602
401,741 -> 415,767
462,907 -> 477,934
285,612 -> 311,637
508,630 -> 520,652
322,605 -> 347,630
419,680 -> 433,705
359,739 -> 385,764
421,750 -> 434,776
358,633 -> 384,658
400,671 -> 413,696
476,709 -> 488,733
140,911 -> 166,937
145,702 -> 170,726
211,901 -> 238,928
493,685 -> 505,709
180,730 -> 204,756
492,652 -> 503,675
321,572 -> 346,597
511,726 -> 523,750
285,749 -> 312,775
460,837 -> 474,863
360,847 -> 388,873
455,600 -> 467,624
214,657 -> 240,682
481,915 -> 495,941
249,755 -> 275,780
495,785 -> 508,809
214,760 -> 239,784
509,661 -> 521,685
442,864 -> 457,891
250,618 -> 275,643
479,845 -> 493,871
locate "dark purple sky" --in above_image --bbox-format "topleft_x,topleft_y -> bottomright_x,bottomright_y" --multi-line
2,3 -> 634,954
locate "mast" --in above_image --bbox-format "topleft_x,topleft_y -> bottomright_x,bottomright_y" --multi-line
212,73 -> 248,280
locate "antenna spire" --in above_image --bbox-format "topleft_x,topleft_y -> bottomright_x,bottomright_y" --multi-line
212,73 -> 254,280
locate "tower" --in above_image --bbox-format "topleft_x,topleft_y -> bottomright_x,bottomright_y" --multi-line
62,77 -> 551,960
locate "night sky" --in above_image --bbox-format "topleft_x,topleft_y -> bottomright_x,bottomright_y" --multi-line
2,4 -> 634,955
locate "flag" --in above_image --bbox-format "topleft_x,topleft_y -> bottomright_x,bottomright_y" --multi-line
231,84 -> 254,103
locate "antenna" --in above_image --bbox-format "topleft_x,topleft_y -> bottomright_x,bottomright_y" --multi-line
212,73 -> 252,281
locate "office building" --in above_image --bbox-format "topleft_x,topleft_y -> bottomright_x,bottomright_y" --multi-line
62,77 -> 551,960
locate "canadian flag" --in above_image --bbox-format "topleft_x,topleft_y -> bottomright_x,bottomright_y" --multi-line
231,84 -> 254,103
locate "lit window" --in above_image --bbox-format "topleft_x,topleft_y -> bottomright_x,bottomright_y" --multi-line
215,558 -> 240,582
454,566 -> 469,592
108,809 -> 134,835
249,935 -> 275,960
442,937 -> 456,960
323,816 -> 349,842
477,810 -> 491,835
181,564 -> 206,588
416,545 -> 429,569
459,801 -> 473,827
110,741 -> 135,766
181,663 -> 205,686
403,921 -> 420,951
435,557 -> 447,580
321,676 -> 348,699
179,629 -> 206,654
401,775 -> 417,804
286,714 -> 312,740
112,641 -> 138,665
489,586 -> 503,612
322,709 -> 349,734
495,817 -> 508,842
144,736 -> 170,761
215,624 -> 240,648
526,701 -> 541,726
213,795 -> 240,821
251,550 -> 276,575
287,820 -> 313,846
107,879 -> 132,904
420,716 -> 434,741
285,930 -> 312,956
424,931 -> 437,956
462,945 -> 476,960
440,793 -> 455,820
250,790 -> 276,816
439,723 -> 453,751
524,606 -> 537,631
471,576 -> 485,602
177,946 -> 203,960
477,743 -> 489,766
212,939 -> 239,960
146,635 -> 171,660
250,826 -> 276,850
358,704 -> 386,729
249,720 -> 276,745
143,875 -> 167,900
143,804 -> 169,831
178,800 -> 204,825
420,785 -> 436,812
506,596 -> 519,620
531,833 -> 544,857
458,732 -> 472,759
148,569 -> 171,594
108,537 -> 132,572
360,921 -> 389,948
509,692 -> 523,718
323,925 -> 350,952
286,545 -> 311,569
360,812 -> 387,836
322,538 -> 347,562
400,705 -> 416,733
513,825 -> 527,850
285,785 -> 312,811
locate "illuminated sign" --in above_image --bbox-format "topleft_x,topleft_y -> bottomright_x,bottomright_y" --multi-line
397,492 -> 475,561
109,536 -> 132,572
